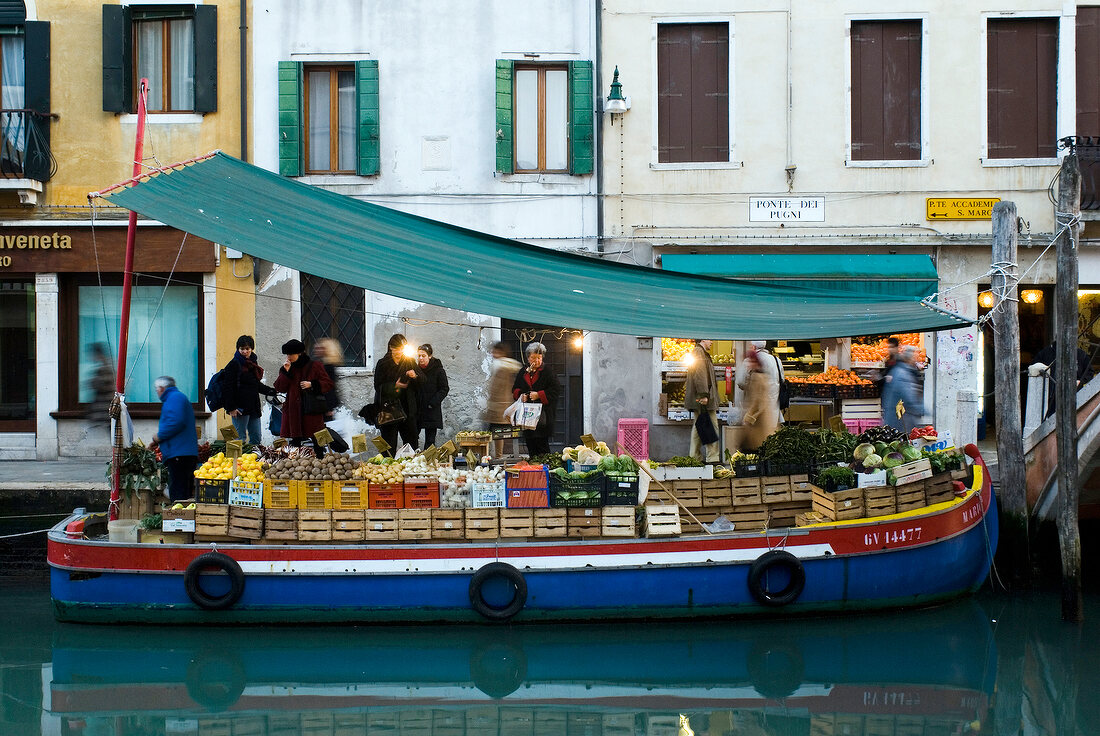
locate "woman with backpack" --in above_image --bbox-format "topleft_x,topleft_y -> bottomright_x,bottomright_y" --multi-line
221,335 -> 276,445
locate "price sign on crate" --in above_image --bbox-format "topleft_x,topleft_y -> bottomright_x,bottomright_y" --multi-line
219,425 -> 239,441
351,434 -> 367,454
273,437 -> 288,449
226,439 -> 243,458
313,428 -> 333,448
372,436 -> 392,455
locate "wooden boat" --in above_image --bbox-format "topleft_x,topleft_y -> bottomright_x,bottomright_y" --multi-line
47,446 -> 997,624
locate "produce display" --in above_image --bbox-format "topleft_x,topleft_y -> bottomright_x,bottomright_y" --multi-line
438,465 -> 505,508
815,465 -> 857,490
851,334 -> 926,364
529,452 -> 565,469
711,352 -> 736,365
456,430 -> 491,440
665,384 -> 686,404
268,454 -> 356,481
786,367 -> 872,386
908,425 -> 938,441
233,454 -> 267,482
664,456 -> 704,468
352,457 -> 405,483
661,338 -> 695,362
402,454 -> 440,478
194,452 -> 236,480
562,441 -> 611,461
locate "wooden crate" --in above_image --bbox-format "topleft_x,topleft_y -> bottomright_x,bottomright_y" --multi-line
701,477 -> 732,506
117,488 -> 156,520
668,479 -> 703,507
332,480 -> 369,509
644,505 -> 681,537
263,508 -> 297,540
601,506 -> 636,537
431,509 -> 465,540
500,508 -> 534,538
364,508 -> 399,541
762,475 -> 792,503
567,713 -> 602,736
297,480 -> 333,510
864,485 -> 897,517
500,708 -> 534,736
895,482 -> 926,512
729,503 -> 769,532
864,716 -> 895,736
731,476 -> 763,505
465,508 -> 500,540
297,509 -> 332,541
533,507 -> 567,537
894,716 -> 924,736
568,507 -> 602,538
331,509 -> 366,541
646,714 -> 680,736
535,711 -> 567,736
228,505 -> 263,539
334,713 -> 369,736
811,485 -> 864,521
789,473 -> 813,501
366,711 -> 400,735
195,502 -> 229,536
891,457 -> 933,487
603,713 -> 635,736
398,508 -> 432,540
262,479 -> 296,509
679,507 -> 722,534
796,510 -> 827,526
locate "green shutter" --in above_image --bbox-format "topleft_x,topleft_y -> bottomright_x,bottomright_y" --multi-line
24,21 -> 51,182
495,59 -> 513,174
357,59 -> 380,176
569,60 -> 594,175
193,5 -> 217,112
278,61 -> 302,177
102,4 -> 132,113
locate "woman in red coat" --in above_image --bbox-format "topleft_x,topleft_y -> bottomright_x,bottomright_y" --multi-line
273,339 -> 334,453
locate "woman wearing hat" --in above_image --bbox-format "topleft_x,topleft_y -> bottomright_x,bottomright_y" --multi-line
273,338 -> 334,453
512,342 -> 561,456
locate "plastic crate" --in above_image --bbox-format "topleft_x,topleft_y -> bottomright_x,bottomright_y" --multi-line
368,483 -> 404,509
506,465 -> 549,490
834,384 -> 862,399
617,418 -> 649,460
858,383 -> 881,399
297,480 -> 333,509
549,472 -> 604,508
603,473 -> 640,506
194,478 -> 229,504
732,460 -> 763,478
332,480 -> 369,509
262,479 -> 296,509
471,482 -> 506,508
228,480 -> 264,508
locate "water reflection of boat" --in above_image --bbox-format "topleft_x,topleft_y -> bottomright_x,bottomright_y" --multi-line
48,599 -> 994,735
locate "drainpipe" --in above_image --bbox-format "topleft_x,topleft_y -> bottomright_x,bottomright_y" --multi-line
595,0 -> 604,253
240,0 -> 248,161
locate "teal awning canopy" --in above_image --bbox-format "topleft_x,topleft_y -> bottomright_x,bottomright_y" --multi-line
661,254 -> 939,299
97,152 -> 970,340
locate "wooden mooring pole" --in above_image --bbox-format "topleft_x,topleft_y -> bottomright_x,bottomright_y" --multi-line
1055,153 -> 1083,622
991,201 -> 1028,585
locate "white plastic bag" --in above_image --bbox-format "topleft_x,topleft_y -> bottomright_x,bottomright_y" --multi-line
517,402 -> 542,430
504,397 -> 525,426
394,443 -> 416,459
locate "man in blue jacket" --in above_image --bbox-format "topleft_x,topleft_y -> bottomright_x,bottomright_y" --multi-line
150,376 -> 199,501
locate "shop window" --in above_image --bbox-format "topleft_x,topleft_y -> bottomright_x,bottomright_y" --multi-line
279,60 -> 378,177
300,274 -> 365,367
0,280 -> 35,426
986,17 -> 1057,159
656,23 -> 729,164
850,20 -> 922,161
74,283 -> 200,405
101,4 -> 217,114
494,59 -> 593,175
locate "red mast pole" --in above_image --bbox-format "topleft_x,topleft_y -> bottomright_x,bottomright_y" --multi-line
110,79 -> 149,521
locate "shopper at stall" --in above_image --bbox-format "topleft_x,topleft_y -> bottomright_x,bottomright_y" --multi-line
86,342 -> 115,427
222,334 -> 275,445
312,338 -> 349,451
685,338 -> 720,463
485,341 -> 522,457
740,350 -> 782,451
737,340 -> 784,426
415,343 -> 450,449
150,376 -> 198,502
882,346 -> 922,432
373,334 -> 422,451
273,338 -> 335,454
512,342 -> 561,456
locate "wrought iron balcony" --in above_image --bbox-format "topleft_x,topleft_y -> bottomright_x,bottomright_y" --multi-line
0,109 -> 57,183
1061,136 -> 1100,210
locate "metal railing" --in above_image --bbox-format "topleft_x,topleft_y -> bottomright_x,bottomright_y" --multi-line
1061,136 -> 1100,210
0,109 -> 57,182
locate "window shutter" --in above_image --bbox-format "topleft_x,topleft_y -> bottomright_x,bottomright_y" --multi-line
278,61 -> 302,177
357,59 -> 380,176
102,5 -> 132,113
193,5 -> 217,113
495,59 -> 514,173
569,60 -> 594,175
24,21 -> 51,182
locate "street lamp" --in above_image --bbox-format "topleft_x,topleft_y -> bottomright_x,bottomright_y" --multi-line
605,66 -> 629,116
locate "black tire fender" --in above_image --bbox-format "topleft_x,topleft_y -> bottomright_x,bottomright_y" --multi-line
186,650 -> 246,711
184,552 -> 245,611
469,638 -> 528,698
469,562 -> 527,622
747,639 -> 805,699
747,550 -> 805,607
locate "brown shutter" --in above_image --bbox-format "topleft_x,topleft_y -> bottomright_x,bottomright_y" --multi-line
851,20 -> 921,161
1077,7 -> 1100,136
987,18 -> 1058,159
657,23 -> 728,163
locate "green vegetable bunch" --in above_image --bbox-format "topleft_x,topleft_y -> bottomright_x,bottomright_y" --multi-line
922,449 -> 964,474
815,465 -> 856,491
759,426 -> 818,467
105,443 -> 164,497
666,456 -> 704,468
812,428 -> 859,463
139,513 -> 163,531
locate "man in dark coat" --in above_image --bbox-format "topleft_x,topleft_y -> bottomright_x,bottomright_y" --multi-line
415,343 -> 449,448
373,334 -> 422,451
273,338 -> 334,453
512,342 -> 561,456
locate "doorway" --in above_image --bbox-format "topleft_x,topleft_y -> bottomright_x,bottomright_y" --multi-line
501,320 -> 583,451
0,280 -> 36,432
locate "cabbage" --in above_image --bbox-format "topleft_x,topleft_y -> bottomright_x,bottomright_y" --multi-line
901,445 -> 922,462
853,443 -> 876,462
577,448 -> 602,465
881,452 -> 905,469
598,455 -> 617,472
617,453 -> 638,472
863,453 -> 883,469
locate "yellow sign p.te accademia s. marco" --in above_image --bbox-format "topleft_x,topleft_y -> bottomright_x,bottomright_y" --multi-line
926,197 -> 1001,221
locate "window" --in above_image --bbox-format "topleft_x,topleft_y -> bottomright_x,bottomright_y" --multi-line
133,10 -> 194,112
0,19 -> 51,181
656,23 -> 729,164
987,17 -> 1057,159
70,280 -> 200,406
0,30 -> 24,173
850,20 -> 922,161
102,4 -> 217,114
494,60 -> 593,175
278,60 -> 379,177
1078,7 -> 1100,136
300,274 -> 365,367
305,66 -> 356,174
0,280 -> 35,428
514,65 -> 569,172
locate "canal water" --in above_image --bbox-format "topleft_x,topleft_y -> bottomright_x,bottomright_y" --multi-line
1,572 -> 1096,736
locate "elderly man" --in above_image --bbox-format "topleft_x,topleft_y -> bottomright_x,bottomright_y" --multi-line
685,338 -> 720,463
150,376 -> 198,501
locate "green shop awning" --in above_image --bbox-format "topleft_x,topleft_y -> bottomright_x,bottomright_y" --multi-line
96,152 -> 970,340
660,254 -> 939,300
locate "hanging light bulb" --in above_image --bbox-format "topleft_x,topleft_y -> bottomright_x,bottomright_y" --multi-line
573,332 -> 585,350
978,291 -> 995,309
1021,289 -> 1043,304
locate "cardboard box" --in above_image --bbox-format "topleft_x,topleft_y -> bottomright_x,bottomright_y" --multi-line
465,507 -> 500,540
364,509 -> 399,541
161,503 -> 196,532
916,430 -> 954,453
649,465 -> 714,481
533,508 -> 567,537
857,469 -> 888,488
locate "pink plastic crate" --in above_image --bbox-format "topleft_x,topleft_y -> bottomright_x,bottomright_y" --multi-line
617,418 -> 649,460
843,418 -> 881,435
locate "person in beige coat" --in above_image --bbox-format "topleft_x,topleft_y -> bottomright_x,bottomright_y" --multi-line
484,341 -> 522,456
741,348 -> 782,451
685,339 -> 720,462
